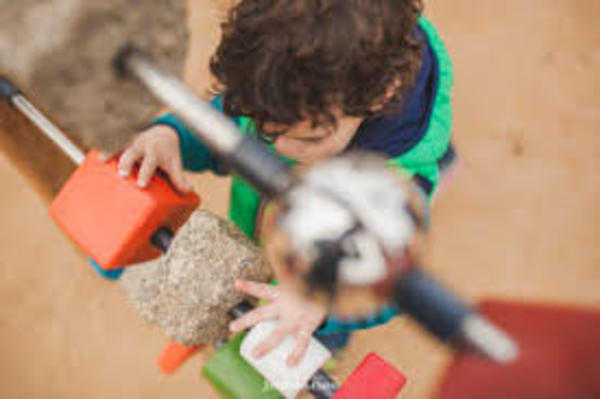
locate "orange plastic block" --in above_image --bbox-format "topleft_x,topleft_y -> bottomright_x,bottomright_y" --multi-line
158,341 -> 204,375
50,150 -> 200,270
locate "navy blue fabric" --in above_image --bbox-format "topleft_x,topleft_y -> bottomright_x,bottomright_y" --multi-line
347,26 -> 439,158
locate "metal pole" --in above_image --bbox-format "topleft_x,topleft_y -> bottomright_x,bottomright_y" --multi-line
116,47 -> 295,197
0,77 -> 85,166
119,50 -> 240,157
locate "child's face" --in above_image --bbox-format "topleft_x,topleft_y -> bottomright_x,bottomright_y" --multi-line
263,112 -> 363,164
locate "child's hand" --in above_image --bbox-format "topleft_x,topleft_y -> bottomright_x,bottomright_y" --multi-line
102,125 -> 190,192
230,279 -> 327,366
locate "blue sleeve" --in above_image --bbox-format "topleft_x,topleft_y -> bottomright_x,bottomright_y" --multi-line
316,303 -> 402,334
152,96 -> 231,174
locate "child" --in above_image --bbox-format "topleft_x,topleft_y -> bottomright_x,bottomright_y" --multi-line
113,0 -> 454,365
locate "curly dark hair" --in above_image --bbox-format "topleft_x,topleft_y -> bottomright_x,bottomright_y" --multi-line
210,0 -> 424,133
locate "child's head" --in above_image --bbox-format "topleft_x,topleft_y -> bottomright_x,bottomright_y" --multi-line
211,0 -> 423,163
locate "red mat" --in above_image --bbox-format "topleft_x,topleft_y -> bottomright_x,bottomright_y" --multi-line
435,300 -> 600,399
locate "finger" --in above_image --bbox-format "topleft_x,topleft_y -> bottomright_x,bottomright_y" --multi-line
118,146 -> 143,178
229,304 -> 277,333
234,279 -> 279,301
287,328 -> 312,366
137,153 -> 158,188
253,323 -> 292,359
164,157 -> 190,193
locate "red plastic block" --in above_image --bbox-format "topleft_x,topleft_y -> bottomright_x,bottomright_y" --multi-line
158,341 -> 204,375
435,300 -> 600,399
50,150 -> 200,269
334,353 -> 406,399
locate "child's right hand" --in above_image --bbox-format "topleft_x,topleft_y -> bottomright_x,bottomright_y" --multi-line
103,125 -> 190,192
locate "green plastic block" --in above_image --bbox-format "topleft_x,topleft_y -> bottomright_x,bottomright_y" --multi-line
202,333 -> 283,399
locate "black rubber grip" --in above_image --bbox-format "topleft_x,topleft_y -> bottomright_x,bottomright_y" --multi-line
150,227 -> 174,253
230,137 -> 295,197
393,268 -> 472,342
227,300 -> 254,320
308,370 -> 338,399
0,76 -> 21,104
112,43 -> 140,77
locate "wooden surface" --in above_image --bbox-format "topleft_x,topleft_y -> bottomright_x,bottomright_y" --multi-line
0,100 -> 76,201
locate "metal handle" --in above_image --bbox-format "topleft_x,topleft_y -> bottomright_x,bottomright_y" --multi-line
115,46 -> 295,197
0,76 -> 85,165
0,76 -> 21,103
393,268 -> 518,363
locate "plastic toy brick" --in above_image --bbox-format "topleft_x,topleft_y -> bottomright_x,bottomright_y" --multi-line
333,353 -> 407,399
88,258 -> 124,280
202,333 -> 282,399
158,341 -> 202,375
50,150 -> 200,270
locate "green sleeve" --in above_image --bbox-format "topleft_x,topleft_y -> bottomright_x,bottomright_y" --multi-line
387,16 -> 454,199
152,96 -> 234,174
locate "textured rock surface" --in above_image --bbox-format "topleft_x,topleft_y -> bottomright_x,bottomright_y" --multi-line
0,0 -> 188,152
120,210 -> 273,345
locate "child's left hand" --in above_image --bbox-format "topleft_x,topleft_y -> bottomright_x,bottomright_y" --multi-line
229,279 -> 327,366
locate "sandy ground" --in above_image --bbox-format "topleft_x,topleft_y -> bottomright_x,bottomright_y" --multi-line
0,0 -> 598,398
